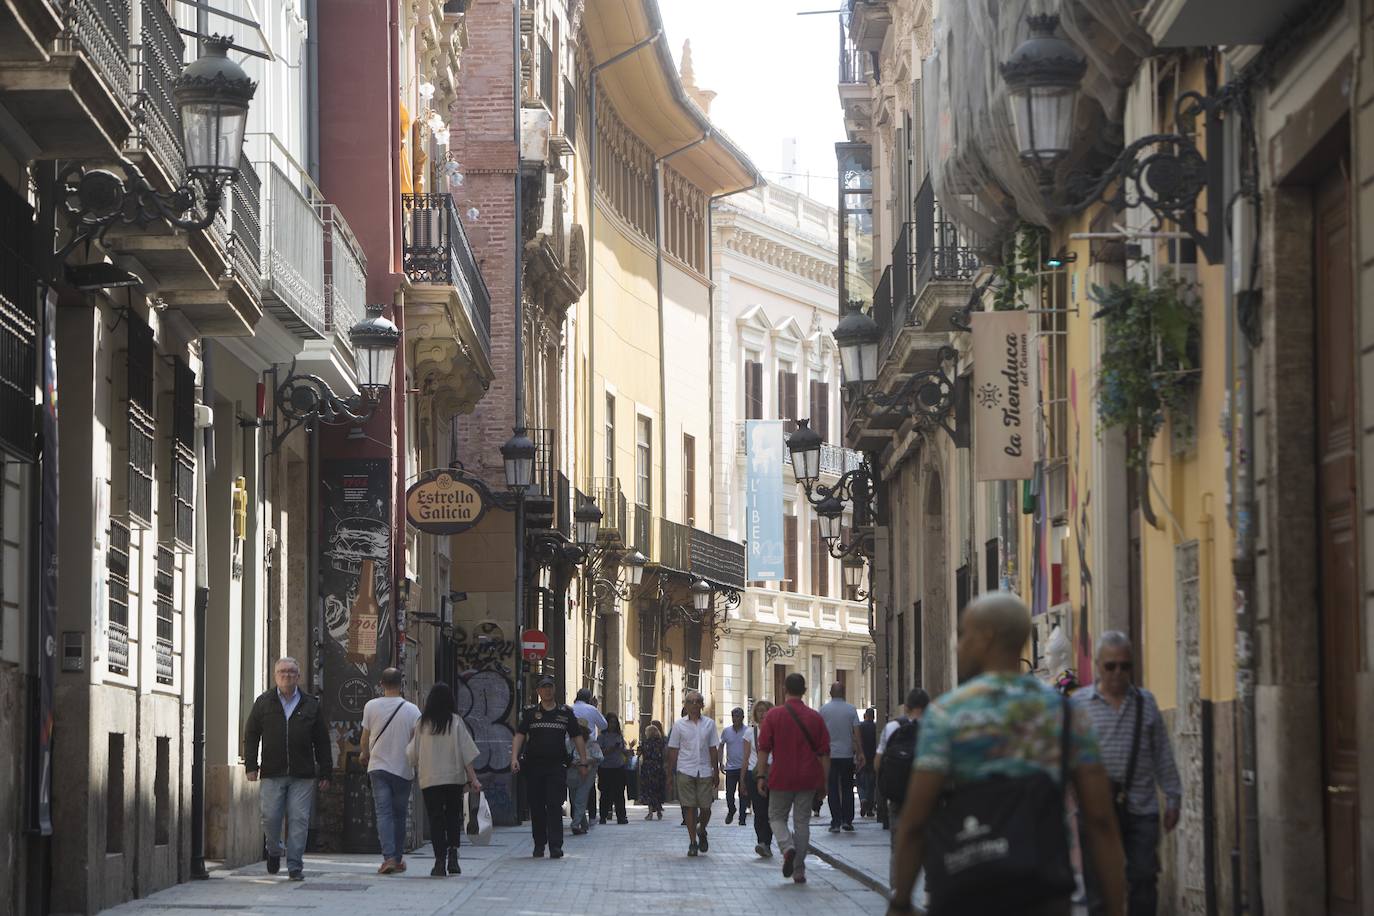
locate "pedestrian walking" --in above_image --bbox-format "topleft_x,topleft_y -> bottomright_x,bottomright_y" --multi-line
243,657 -> 333,881
886,593 -> 1126,916
572,689 -> 607,819
666,689 -> 720,857
597,713 -> 630,824
819,682 -> 865,832
857,707 -> 878,817
359,667 -> 422,874
1073,632 -> 1182,916
511,674 -> 589,858
875,688 -> 929,895
405,682 -> 481,877
719,706 -> 750,826
745,699 -> 775,857
637,722 -> 667,820
756,673 -> 830,885
567,717 -> 603,834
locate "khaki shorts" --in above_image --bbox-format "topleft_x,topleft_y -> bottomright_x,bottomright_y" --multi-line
674,773 -> 715,809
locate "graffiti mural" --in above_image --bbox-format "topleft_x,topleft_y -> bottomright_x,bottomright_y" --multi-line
450,619 -> 518,824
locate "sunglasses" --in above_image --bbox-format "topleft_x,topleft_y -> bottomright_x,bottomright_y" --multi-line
1102,661 -> 1133,673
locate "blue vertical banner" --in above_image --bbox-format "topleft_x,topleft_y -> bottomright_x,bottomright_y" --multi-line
745,420 -> 784,581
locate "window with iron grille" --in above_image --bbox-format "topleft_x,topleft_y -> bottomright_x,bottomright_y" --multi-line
539,37 -> 554,110
637,606 -> 659,732
154,545 -> 174,684
635,415 -> 651,513
126,314 -> 155,527
170,359 -> 195,549
581,593 -> 602,694
0,178 -> 37,462
563,76 -> 576,142
108,520 -> 131,675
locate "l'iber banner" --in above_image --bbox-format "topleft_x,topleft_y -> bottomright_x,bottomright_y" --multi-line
972,310 -> 1037,481
744,420 -> 785,581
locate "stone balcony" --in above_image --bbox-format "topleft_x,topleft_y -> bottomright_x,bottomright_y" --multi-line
732,586 -> 872,642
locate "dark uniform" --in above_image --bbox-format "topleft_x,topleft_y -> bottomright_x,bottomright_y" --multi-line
517,701 -> 582,854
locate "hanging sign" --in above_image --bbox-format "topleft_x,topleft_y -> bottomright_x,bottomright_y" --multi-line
405,468 -> 490,534
972,310 -> 1037,481
744,420 -> 786,581
521,629 -> 548,660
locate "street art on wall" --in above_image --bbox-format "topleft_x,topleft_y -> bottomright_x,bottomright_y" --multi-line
319,458 -> 392,730
451,619 -> 517,823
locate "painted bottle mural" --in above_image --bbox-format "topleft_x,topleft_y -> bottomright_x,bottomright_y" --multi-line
346,558 -> 379,665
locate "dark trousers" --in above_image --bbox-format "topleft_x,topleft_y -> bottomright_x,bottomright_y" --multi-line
827,757 -> 856,827
420,784 -> 466,858
751,784 -> 773,846
597,766 -> 628,822
524,762 -> 567,852
857,766 -> 875,815
1081,811 -> 1160,916
724,768 -> 749,818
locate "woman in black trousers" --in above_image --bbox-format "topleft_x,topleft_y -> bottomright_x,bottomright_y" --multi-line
596,714 -> 630,824
747,700 -> 774,856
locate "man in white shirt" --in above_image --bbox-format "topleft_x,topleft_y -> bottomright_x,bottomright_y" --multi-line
359,667 -> 422,874
666,689 -> 720,857
571,688 -> 608,826
719,707 -> 750,826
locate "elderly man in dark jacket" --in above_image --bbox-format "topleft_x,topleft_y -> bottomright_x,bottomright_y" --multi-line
244,656 -> 333,880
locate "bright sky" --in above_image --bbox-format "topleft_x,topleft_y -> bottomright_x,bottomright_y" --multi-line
659,0 -> 845,208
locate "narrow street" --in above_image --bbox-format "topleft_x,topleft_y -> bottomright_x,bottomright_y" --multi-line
101,804 -> 886,916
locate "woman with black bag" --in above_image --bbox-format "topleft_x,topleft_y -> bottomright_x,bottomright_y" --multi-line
406,683 -> 481,877
886,593 -> 1126,916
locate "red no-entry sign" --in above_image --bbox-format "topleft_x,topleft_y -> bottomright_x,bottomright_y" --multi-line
521,628 -> 548,661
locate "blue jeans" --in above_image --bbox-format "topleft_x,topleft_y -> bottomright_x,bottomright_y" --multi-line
370,769 -> 413,862
260,776 -> 315,872
1082,811 -> 1160,916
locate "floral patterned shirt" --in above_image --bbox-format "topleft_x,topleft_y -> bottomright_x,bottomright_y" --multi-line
915,673 -> 1100,787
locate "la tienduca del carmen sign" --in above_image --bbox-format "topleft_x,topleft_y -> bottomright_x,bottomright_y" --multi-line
405,468 -> 491,535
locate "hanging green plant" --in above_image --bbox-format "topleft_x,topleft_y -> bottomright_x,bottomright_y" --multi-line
1092,272 -> 1202,466
991,223 -> 1046,310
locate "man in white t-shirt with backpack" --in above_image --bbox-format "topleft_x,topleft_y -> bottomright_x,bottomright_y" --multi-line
359,667 -> 422,874
875,688 -> 929,891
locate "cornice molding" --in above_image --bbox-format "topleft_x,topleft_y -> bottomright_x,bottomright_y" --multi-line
716,221 -> 838,289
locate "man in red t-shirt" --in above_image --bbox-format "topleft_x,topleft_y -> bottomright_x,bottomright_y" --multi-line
756,673 -> 830,885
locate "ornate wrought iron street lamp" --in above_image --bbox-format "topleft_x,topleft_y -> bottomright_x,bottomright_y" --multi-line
500,428 -> 537,494
573,497 -> 603,549
834,301 -> 881,388
764,622 -> 802,661
1000,14 -> 1086,175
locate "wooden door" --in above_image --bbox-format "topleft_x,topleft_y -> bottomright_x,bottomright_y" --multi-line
1315,168 -> 1362,915
774,663 -> 788,705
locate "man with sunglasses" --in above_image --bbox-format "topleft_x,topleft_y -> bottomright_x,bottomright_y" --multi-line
1073,631 -> 1182,916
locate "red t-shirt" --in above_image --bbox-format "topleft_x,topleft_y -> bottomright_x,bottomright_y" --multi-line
757,698 -> 830,792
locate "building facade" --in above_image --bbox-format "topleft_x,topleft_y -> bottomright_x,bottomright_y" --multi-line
709,182 -> 875,714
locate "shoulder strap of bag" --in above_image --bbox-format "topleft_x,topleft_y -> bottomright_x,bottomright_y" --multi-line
1122,689 -> 1145,798
373,699 -> 406,744
783,702 -> 821,758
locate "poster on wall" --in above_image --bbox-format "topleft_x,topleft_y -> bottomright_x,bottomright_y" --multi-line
972,310 -> 1037,481
320,458 -> 392,741
745,420 -> 785,581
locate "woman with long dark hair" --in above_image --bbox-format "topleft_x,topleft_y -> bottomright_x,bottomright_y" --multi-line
596,713 -> 630,824
406,682 -> 481,877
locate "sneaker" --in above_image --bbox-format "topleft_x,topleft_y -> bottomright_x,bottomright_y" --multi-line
550,849 -> 564,859
755,843 -> 772,858
782,848 -> 796,878
687,844 -> 699,857
656,812 -> 663,820
842,823 -> 855,832
288,869 -> 304,881
377,859 -> 396,875
793,867 -> 807,884
533,847 -> 545,858
393,860 -> 407,873
266,853 -> 280,875
828,824 -> 841,833
447,849 -> 459,874
725,811 -> 735,824
570,826 -> 585,836
430,861 -> 446,877
697,827 -> 709,852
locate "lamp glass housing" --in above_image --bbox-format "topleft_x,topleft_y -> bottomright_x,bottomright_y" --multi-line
623,550 -> 647,586
786,621 -> 801,649
691,579 -> 712,612
537,564 -> 552,591
786,419 -> 823,485
842,555 -> 865,592
574,499 -> 603,548
1008,84 -> 1079,164
174,36 -> 256,180
834,302 -> 882,386
501,430 -> 537,492
350,311 -> 401,391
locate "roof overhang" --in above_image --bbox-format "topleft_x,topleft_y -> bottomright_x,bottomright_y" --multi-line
584,0 -> 762,196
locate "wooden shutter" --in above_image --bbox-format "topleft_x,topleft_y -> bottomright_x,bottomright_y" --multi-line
784,514 -> 798,592
746,361 -> 763,419
683,434 -> 696,526
811,518 -> 821,595
810,380 -> 830,441
779,371 -> 798,431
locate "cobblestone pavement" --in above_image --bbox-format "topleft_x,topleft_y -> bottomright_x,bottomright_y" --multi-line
101,802 -> 886,915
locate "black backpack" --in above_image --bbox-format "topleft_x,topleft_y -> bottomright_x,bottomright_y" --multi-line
879,718 -> 920,803
923,698 -> 1075,914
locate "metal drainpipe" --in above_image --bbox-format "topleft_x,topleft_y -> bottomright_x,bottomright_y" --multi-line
306,0 -> 320,183
189,342 -> 214,880
513,0 -> 527,737
586,30 -> 664,478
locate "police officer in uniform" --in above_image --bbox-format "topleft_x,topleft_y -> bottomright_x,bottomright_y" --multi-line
512,674 -> 590,858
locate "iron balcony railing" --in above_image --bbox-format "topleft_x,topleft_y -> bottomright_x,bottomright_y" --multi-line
68,0 -> 132,103
0,179 -> 37,461
322,203 -> 366,348
255,137 -> 327,337
660,518 -> 747,588
891,220 -> 912,323
838,13 -> 878,84
132,0 -> 183,180
734,421 -> 861,476
402,193 -> 492,356
631,503 -> 653,556
587,477 -> 628,545
230,155 -> 262,299
912,174 -> 979,290
874,264 -> 893,356
556,474 -> 572,537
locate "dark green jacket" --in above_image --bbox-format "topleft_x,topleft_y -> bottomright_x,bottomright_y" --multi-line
244,688 -> 333,779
